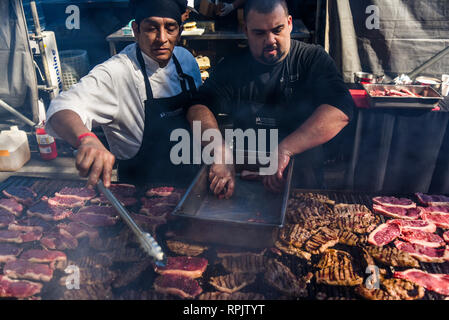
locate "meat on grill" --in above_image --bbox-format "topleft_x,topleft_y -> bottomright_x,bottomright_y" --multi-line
57,222 -> 99,240
68,211 -> 119,227
274,240 -> 312,261
166,240 -> 208,257
333,203 -> 372,216
209,273 -> 256,293
368,222 -> 401,246
90,194 -> 137,207
381,278 -> 425,300
215,247 -> 266,258
421,212 -> 449,229
27,201 -> 73,221
198,291 -> 265,300
372,204 -> 421,220
303,227 -> 339,254
444,231 -> 449,244
0,198 -> 23,216
0,244 -> 22,263
8,223 -> 43,234
108,183 -> 136,197
154,274 -> 202,299
394,269 -> 449,296
4,259 -> 53,282
278,224 -> 313,248
62,284 -> 113,300
388,219 -> 436,233
399,229 -> 446,248
19,217 -> 53,232
421,206 -> 449,215
54,187 -> 97,201
20,249 -> 67,268
2,186 -> 36,206
78,205 -> 118,217
354,285 -> 397,300
415,192 -> 449,206
291,191 -> 335,205
46,196 -> 85,208
130,213 -> 165,234
364,245 -> 420,268
372,196 -> 416,209
139,197 -> 176,218
0,209 -> 16,227
338,230 -> 366,246
146,186 -> 184,198
112,261 -> 151,288
155,256 -> 208,278
315,249 -> 353,269
330,213 -> 380,234
0,275 -> 42,299
264,259 -> 307,297
221,254 -> 270,274
40,229 -> 78,250
315,262 -> 363,286
71,253 -> 114,269
0,230 -> 42,243
394,240 -> 449,263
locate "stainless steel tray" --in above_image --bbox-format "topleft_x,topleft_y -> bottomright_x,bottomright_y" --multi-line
363,84 -> 443,109
170,157 -> 294,248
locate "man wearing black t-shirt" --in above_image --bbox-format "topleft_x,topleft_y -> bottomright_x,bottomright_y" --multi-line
187,0 -> 354,197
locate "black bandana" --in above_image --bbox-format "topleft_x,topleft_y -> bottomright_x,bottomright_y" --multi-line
131,0 -> 187,26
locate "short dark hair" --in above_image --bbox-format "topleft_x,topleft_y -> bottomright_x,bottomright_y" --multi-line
244,0 -> 289,21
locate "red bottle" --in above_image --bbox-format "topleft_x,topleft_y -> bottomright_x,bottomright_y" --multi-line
35,124 -> 57,160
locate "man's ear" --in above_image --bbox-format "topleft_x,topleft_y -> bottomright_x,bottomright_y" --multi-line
132,20 -> 139,37
287,15 -> 293,33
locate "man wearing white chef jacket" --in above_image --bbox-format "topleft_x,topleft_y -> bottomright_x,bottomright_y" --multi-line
45,0 -> 234,189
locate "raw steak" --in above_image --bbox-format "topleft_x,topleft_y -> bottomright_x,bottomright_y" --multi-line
78,205 -> 118,217
399,229 -> 445,248
0,198 -> 23,216
27,201 -> 72,221
4,259 -> 53,282
20,249 -> 67,265
0,209 -> 16,227
40,229 -> 78,250
372,196 -> 416,209
54,187 -> 97,200
90,194 -> 137,207
0,275 -> 43,298
0,230 -> 41,243
421,206 -> 449,215
68,211 -> 119,227
146,186 -> 178,197
154,274 -> 202,299
444,231 -> 449,244
0,244 -> 23,263
8,223 -> 44,234
368,222 -> 401,246
19,217 -> 53,232
141,196 -> 179,208
20,230 -> 43,242
372,204 -> 421,220
421,212 -> 449,229
46,196 -> 85,208
415,192 -> 449,206
394,269 -> 449,296
2,186 -> 36,206
108,183 -> 136,197
387,219 -> 436,233
394,240 -> 449,263
57,222 -> 99,240
155,256 -> 208,278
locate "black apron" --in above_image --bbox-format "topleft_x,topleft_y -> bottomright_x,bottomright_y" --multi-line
118,46 -> 199,186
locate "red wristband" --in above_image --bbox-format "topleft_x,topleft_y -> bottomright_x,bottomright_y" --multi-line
77,132 -> 97,147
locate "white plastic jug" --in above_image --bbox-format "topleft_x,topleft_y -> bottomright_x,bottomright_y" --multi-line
0,126 -> 31,171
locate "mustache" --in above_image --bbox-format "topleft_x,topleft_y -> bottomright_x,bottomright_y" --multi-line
263,45 -> 278,51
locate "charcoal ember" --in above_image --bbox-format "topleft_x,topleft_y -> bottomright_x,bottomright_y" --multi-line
62,284 -> 113,300
209,273 -> 256,293
221,254 -> 270,274
166,240 -> 207,257
0,198 -> 23,216
112,260 -> 152,288
198,291 -> 265,300
2,186 -> 36,206
264,259 -> 308,297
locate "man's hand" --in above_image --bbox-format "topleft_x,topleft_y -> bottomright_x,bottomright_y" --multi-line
209,163 -> 235,199
263,148 -> 292,193
219,2 -> 234,16
75,136 -> 115,188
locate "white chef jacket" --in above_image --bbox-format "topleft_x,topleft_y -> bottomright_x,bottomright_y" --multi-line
45,43 -> 202,160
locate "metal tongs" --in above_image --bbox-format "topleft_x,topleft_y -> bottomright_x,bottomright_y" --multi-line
96,180 -> 167,267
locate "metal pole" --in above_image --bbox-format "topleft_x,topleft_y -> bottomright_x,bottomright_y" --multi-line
0,99 -> 36,127
30,1 -> 55,100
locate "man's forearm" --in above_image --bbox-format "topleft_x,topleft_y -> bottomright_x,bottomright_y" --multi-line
279,104 -> 350,156
49,110 -> 91,147
187,104 -> 220,147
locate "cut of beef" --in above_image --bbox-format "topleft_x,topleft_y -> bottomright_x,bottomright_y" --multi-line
154,274 -> 202,299
399,229 -> 445,248
444,231 -> 449,244
27,201 -> 73,221
264,259 -> 308,296
78,205 -> 118,217
0,230 -> 41,243
415,192 -> 449,206
8,223 -> 44,234
372,204 -> 421,220
198,292 -> 265,300
55,187 -> 97,201
394,240 -> 449,263
372,196 -> 416,209
0,244 -> 22,263
108,184 -> 136,197
155,256 -> 208,278
0,198 -> 23,216
368,222 -> 401,246
387,219 -> 436,233
146,186 -> 183,198
0,275 -> 43,298
0,209 -> 16,227
20,249 -> 67,265
40,229 -> 78,250
20,217 -> 53,232
421,212 -> 449,229
139,198 -> 174,218
422,206 -> 449,215
209,273 -> 256,294
130,213 -> 165,234
69,211 -> 119,227
57,222 -> 99,240
221,254 -> 270,274
2,186 -> 36,206
90,194 -> 137,207
47,196 -> 85,208
166,240 -> 208,257
4,259 -> 53,282
364,245 -> 419,267
394,269 -> 449,296
20,230 -> 42,242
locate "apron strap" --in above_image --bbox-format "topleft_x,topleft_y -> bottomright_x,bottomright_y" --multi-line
172,54 -> 197,95
136,45 -> 154,100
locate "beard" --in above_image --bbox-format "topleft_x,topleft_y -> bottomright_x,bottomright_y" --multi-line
260,46 -> 286,65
